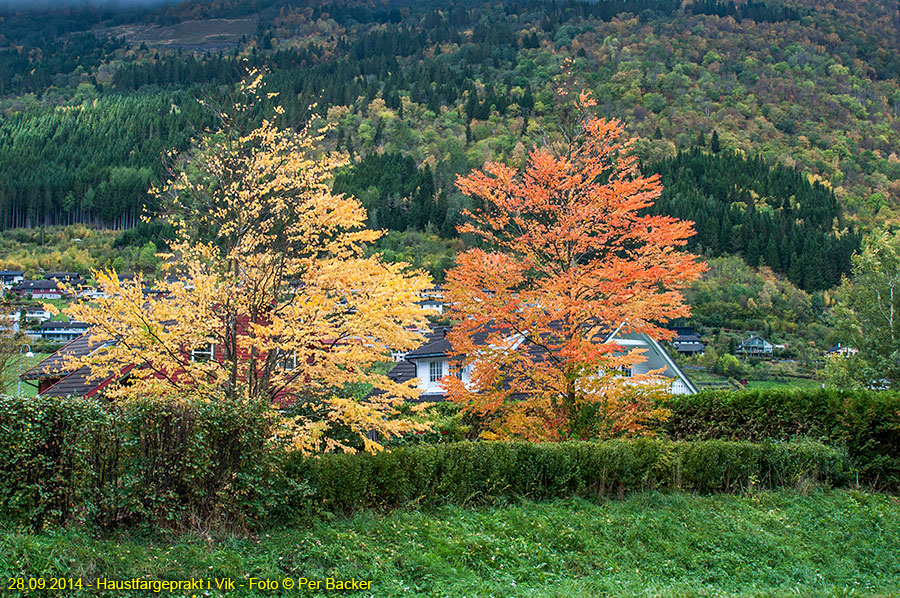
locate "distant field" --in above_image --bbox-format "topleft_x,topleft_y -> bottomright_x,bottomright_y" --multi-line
2,491 -> 899,597
684,366 -> 823,392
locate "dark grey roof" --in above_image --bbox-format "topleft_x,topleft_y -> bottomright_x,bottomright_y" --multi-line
0,270 -> 24,275
405,327 -> 453,359
387,359 -> 416,383
43,272 -> 80,280
675,342 -> 705,352
674,334 -> 703,343
22,333 -> 102,379
16,280 -> 61,290
40,366 -> 97,397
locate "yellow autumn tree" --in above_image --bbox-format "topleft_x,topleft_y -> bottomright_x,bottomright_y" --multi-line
66,73 -> 433,453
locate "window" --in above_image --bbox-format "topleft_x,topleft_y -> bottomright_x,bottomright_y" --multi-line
276,350 -> 297,371
191,342 -> 215,362
617,365 -> 633,378
452,362 -> 466,380
429,360 -> 443,383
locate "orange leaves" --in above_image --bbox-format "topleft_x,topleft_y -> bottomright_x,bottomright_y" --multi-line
446,109 -> 706,441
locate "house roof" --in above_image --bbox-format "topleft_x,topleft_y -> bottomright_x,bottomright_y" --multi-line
16,280 -> 61,290
405,326 -> 454,359
22,333 -> 101,379
674,334 -> 703,343
674,342 -> 705,352
739,335 -> 771,346
387,359 -> 416,383
395,322 -> 698,396
0,270 -> 24,276
41,364 -> 134,398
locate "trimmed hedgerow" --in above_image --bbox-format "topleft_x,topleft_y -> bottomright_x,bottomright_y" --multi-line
289,438 -> 848,515
0,394 -> 848,529
661,388 -> 900,489
0,394 -> 306,531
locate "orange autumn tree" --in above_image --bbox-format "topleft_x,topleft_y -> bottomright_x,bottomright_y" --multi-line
443,99 -> 707,441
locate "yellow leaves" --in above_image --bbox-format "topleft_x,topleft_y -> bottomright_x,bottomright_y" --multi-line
68,75 -> 434,454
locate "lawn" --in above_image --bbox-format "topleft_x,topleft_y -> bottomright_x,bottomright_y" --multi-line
2,490 -> 898,597
1,352 -> 48,397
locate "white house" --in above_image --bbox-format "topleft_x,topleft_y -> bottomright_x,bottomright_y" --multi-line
389,324 -> 698,400
0,270 -> 25,286
24,306 -> 52,322
78,287 -> 108,300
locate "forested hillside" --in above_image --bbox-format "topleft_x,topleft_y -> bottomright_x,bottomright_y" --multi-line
0,0 -> 897,291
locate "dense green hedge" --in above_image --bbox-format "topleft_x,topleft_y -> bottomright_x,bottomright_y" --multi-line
0,394 -> 305,531
290,439 -> 848,515
661,388 -> 900,489
0,394 -> 849,529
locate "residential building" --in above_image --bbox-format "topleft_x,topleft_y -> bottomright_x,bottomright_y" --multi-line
24,306 -> 52,322
736,334 -> 774,357
44,272 -> 85,285
14,280 -> 64,299
826,343 -> 858,357
20,333 -> 122,396
671,327 -> 705,356
0,270 -> 25,285
39,321 -> 89,343
388,324 -> 698,401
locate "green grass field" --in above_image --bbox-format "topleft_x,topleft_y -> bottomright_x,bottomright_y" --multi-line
1,352 -> 48,398
2,490 -> 898,597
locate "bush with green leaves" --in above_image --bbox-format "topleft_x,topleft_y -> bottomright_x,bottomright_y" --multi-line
0,394 -> 307,531
661,388 -> 900,489
290,439 -> 847,516
0,393 -> 852,529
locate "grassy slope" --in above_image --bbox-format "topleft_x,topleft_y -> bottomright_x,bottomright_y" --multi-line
2,490 -> 899,597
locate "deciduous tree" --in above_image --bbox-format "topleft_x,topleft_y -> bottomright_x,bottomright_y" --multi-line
66,74 -> 433,453
828,228 -> 900,389
443,95 -> 706,441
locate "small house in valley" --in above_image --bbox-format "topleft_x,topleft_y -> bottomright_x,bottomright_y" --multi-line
14,280 -> 65,300
0,270 -> 24,285
736,334 -> 773,357
671,327 -> 705,356
20,333 -> 125,397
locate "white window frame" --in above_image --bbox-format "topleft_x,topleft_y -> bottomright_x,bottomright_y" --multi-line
429,360 -> 444,383
191,342 -> 216,362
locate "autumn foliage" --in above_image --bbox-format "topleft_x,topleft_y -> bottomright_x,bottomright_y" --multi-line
66,73 -> 432,453
444,103 -> 707,441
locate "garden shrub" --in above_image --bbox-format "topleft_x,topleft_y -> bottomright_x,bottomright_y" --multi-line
661,388 -> 900,489
0,394 -> 306,531
291,438 -> 848,515
0,394 -> 850,528
0,394 -> 110,529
